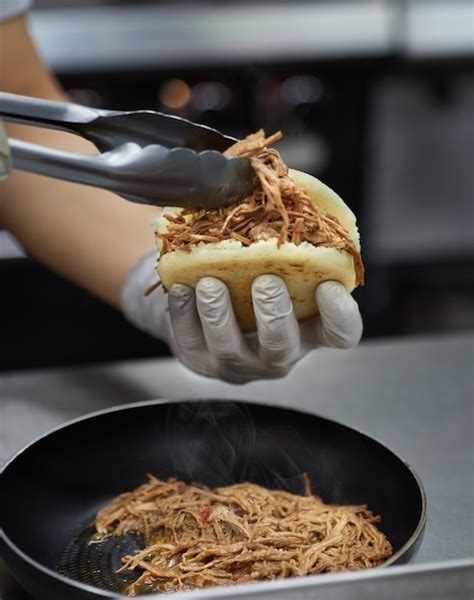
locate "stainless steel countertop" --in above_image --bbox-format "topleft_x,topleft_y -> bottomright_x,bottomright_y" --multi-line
1,331 -> 474,598
28,2 -> 474,75
29,3 -> 395,73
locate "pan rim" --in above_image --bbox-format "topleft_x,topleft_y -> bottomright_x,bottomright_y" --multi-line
0,397 -> 427,596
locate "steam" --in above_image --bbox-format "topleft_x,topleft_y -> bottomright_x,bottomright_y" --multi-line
164,401 -> 313,495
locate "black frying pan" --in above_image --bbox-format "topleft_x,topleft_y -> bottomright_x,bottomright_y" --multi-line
0,400 -> 426,600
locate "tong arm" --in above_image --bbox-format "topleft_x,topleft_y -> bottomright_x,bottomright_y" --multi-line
0,92 -> 235,152
0,92 -> 100,133
9,137 -> 119,187
8,138 -> 254,208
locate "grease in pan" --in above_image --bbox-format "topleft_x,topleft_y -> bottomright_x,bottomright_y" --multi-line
95,474 -> 392,595
0,400 -> 426,600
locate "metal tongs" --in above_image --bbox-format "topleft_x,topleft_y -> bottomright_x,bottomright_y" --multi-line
0,92 -> 255,208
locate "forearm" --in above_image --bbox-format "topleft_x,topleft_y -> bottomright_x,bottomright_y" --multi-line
0,16 -> 159,307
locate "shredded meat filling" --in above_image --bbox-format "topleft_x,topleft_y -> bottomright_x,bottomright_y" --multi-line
158,130 -> 364,286
96,475 -> 392,595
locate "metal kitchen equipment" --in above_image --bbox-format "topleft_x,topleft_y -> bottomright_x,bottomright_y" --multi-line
0,92 -> 255,208
0,399 -> 426,600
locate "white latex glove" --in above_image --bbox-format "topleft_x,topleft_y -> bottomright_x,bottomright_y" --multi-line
121,250 -> 363,384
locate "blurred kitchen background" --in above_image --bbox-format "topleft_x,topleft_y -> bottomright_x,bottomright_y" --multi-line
1,0 -> 473,370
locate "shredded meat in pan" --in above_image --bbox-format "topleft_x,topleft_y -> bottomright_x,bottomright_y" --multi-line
158,130 -> 364,286
95,475 -> 392,595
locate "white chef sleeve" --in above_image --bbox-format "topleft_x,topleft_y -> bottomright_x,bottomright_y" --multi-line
0,0 -> 32,22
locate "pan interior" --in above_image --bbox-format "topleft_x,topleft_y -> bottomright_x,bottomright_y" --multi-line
57,526 -> 144,593
1,400 -> 425,594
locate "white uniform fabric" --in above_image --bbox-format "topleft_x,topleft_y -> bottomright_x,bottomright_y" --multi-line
0,0 -> 31,22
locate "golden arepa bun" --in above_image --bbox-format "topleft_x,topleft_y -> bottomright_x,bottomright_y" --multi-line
155,169 -> 361,332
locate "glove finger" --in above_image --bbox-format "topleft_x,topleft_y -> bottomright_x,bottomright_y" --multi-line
168,283 -> 216,377
314,281 -> 363,349
196,277 -> 252,368
252,275 -> 301,367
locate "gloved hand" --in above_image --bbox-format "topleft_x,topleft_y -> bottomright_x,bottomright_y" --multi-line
121,250 -> 362,384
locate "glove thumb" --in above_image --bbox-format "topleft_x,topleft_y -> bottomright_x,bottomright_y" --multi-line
315,281 -> 362,349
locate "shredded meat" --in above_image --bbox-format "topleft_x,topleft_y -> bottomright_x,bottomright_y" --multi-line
95,475 -> 392,595
158,130 -> 364,286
